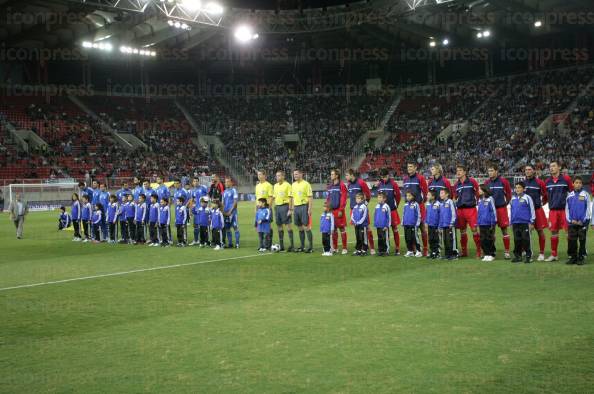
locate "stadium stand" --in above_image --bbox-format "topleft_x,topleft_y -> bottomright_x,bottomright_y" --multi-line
184,94 -> 389,181
361,65 -> 594,178
1,65 -> 593,184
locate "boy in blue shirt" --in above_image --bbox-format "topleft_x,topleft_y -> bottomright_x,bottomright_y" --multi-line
122,194 -> 135,244
402,191 -> 422,258
58,206 -> 72,230
425,190 -> 441,259
91,203 -> 103,243
256,198 -> 271,252
175,197 -> 188,247
191,197 -> 211,247
510,181 -> 535,263
350,192 -> 369,256
158,198 -> 170,247
98,183 -> 110,237
438,188 -> 458,260
134,194 -> 147,244
223,177 -> 240,249
478,185 -> 497,262
148,194 -> 160,246
81,194 -> 92,242
211,200 -> 225,250
71,193 -> 82,241
565,176 -> 591,265
320,201 -> 335,256
374,192 -> 391,257
107,195 -> 119,244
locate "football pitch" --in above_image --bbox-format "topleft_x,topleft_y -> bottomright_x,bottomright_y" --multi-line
1,200 -> 593,393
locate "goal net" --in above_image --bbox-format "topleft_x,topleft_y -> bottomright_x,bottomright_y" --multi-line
7,183 -> 79,211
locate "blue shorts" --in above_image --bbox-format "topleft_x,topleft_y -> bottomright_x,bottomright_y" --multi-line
224,212 -> 238,229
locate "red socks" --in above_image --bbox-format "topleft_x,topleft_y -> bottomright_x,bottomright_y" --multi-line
341,231 -> 347,249
461,233 -> 468,255
393,229 -> 400,251
473,232 -> 482,256
332,231 -> 338,250
551,234 -> 559,257
503,234 -> 511,253
367,230 -> 375,250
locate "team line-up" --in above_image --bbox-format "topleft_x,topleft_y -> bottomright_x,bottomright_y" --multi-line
58,161 -> 593,265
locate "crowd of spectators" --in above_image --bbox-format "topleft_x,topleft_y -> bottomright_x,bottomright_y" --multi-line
184,94 -> 389,181
366,66 -> 594,179
2,65 -> 593,185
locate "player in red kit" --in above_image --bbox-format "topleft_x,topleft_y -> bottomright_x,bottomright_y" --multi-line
544,161 -> 573,261
453,165 -> 481,258
327,168 -> 349,254
484,164 -> 512,259
403,162 -> 429,256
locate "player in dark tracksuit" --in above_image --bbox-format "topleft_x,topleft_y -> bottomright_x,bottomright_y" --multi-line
565,177 -> 591,265
510,182 -> 535,264
425,190 -> 441,259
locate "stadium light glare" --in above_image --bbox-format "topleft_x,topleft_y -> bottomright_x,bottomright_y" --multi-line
476,32 -> 483,38
234,25 -> 258,43
204,2 -> 224,15
483,30 -> 491,37
82,41 -> 114,52
534,20 -> 542,27
181,0 -> 201,11
442,38 -> 449,46
429,40 -> 436,47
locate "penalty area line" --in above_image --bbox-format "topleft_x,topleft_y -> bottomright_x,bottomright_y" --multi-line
0,253 -> 273,292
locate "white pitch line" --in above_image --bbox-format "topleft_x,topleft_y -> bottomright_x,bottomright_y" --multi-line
0,253 -> 273,292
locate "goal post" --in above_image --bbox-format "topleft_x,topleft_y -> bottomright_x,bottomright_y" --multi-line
7,183 -> 79,211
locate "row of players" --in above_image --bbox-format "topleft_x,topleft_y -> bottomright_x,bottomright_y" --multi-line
59,163 -> 592,264
251,163 -> 592,263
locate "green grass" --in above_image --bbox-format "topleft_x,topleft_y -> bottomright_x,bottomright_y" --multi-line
1,200 -> 593,393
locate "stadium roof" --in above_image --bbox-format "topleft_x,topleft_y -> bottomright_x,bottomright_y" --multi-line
0,0 -> 591,55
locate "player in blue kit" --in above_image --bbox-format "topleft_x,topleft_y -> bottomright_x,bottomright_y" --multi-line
222,177 -> 240,249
